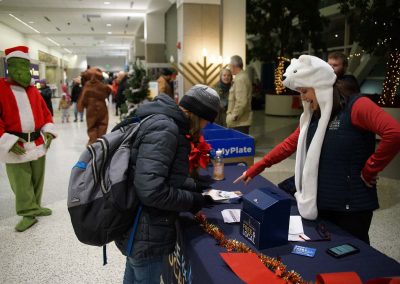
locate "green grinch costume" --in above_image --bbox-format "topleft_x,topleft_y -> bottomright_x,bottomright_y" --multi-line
0,46 -> 57,231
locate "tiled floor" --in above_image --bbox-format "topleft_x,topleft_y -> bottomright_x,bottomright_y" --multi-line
0,102 -> 399,283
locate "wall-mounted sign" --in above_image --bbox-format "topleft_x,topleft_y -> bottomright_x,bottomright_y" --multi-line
38,50 -> 59,66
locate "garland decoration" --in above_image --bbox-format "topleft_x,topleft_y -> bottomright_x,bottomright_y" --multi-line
275,56 -> 291,95
195,212 -> 307,284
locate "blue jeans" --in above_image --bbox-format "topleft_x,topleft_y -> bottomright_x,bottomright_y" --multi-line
123,256 -> 163,284
73,102 -> 84,121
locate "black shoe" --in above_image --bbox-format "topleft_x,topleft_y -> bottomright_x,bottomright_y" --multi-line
74,119 -> 77,122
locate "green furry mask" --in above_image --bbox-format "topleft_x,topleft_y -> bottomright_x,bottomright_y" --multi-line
7,57 -> 32,88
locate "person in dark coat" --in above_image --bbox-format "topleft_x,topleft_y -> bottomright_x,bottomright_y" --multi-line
71,77 -> 83,122
39,79 -> 53,116
213,68 -> 232,126
327,51 -> 360,93
115,71 -> 128,116
115,85 -> 220,284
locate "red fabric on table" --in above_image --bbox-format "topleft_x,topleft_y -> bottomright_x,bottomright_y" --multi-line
316,272 -> 362,284
220,252 -> 285,284
366,278 -> 400,284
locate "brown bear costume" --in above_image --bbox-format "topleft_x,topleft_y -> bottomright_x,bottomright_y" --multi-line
78,68 -> 111,145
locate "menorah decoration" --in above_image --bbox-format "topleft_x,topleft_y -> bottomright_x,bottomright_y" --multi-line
170,49 -> 228,86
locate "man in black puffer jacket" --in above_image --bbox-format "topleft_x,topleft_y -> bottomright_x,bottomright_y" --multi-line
116,85 -> 220,284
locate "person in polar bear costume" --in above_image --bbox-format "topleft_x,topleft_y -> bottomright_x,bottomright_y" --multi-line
235,55 -> 400,244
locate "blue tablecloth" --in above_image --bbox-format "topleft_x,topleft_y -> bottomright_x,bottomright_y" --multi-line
162,165 -> 400,283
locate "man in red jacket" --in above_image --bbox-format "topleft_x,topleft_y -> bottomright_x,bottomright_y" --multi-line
0,46 -> 57,232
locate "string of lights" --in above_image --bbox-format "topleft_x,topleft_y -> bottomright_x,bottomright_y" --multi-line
274,56 -> 290,95
379,48 -> 400,106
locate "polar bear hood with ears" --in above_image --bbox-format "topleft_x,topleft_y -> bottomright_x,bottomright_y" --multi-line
283,55 -> 336,220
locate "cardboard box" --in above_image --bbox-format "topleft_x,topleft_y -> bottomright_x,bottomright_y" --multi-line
202,124 -> 254,166
240,187 -> 291,249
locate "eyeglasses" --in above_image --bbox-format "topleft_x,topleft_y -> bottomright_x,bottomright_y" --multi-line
300,223 -> 331,242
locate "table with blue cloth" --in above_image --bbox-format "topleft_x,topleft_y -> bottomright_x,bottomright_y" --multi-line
161,165 -> 400,284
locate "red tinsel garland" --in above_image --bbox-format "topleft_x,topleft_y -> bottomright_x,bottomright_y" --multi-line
188,135 -> 211,173
195,213 -> 309,284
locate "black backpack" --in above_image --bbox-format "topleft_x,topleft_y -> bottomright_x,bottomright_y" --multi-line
67,115 -> 154,254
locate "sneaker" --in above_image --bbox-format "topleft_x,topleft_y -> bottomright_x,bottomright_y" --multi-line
15,217 -> 38,232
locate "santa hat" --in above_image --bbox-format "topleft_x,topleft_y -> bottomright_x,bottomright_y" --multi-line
5,46 -> 30,61
283,55 -> 336,220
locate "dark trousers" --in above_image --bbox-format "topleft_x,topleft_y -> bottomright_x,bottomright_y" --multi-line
232,126 -> 250,135
319,210 -> 373,244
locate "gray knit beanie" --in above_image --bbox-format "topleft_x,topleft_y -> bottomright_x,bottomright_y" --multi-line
179,84 -> 220,122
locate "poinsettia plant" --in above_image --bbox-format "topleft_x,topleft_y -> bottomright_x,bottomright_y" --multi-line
188,135 -> 211,175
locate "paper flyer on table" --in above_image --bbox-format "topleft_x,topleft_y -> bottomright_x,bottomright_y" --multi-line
203,189 -> 242,203
221,209 -> 241,223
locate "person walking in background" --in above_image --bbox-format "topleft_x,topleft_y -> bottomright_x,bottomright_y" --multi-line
115,71 -> 128,116
234,55 -> 400,244
226,55 -> 253,134
71,77 -> 83,122
115,85 -> 219,284
58,94 -> 71,123
39,79 -> 53,116
213,68 -> 232,127
157,68 -> 174,98
78,67 -> 111,145
328,51 -> 360,92
111,73 -> 119,106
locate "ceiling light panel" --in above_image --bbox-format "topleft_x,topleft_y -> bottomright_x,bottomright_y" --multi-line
9,14 -> 41,33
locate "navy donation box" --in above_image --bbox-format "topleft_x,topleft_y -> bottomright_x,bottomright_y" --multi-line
202,123 -> 255,166
240,186 -> 291,250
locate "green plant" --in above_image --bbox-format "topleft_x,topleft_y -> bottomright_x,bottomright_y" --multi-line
246,0 -> 328,63
123,62 -> 149,104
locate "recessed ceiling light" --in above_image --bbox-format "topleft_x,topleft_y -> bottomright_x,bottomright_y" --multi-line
107,31 -> 112,34
28,21 -> 34,24
47,37 -> 60,46
106,24 -> 112,27
334,34 -> 338,38
104,2 -> 111,4
9,14 -> 40,33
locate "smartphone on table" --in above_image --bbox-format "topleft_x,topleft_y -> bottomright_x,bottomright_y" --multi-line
327,243 -> 360,258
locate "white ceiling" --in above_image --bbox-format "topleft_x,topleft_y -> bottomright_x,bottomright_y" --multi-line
0,0 -> 174,57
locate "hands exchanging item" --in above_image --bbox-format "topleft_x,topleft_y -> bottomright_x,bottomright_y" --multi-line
233,171 -> 252,186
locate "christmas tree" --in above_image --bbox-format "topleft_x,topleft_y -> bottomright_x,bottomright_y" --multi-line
123,61 -> 149,105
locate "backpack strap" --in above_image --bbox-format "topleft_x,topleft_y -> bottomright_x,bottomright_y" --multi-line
102,203 -> 143,265
103,245 -> 107,266
120,114 -> 157,147
125,205 -> 143,256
